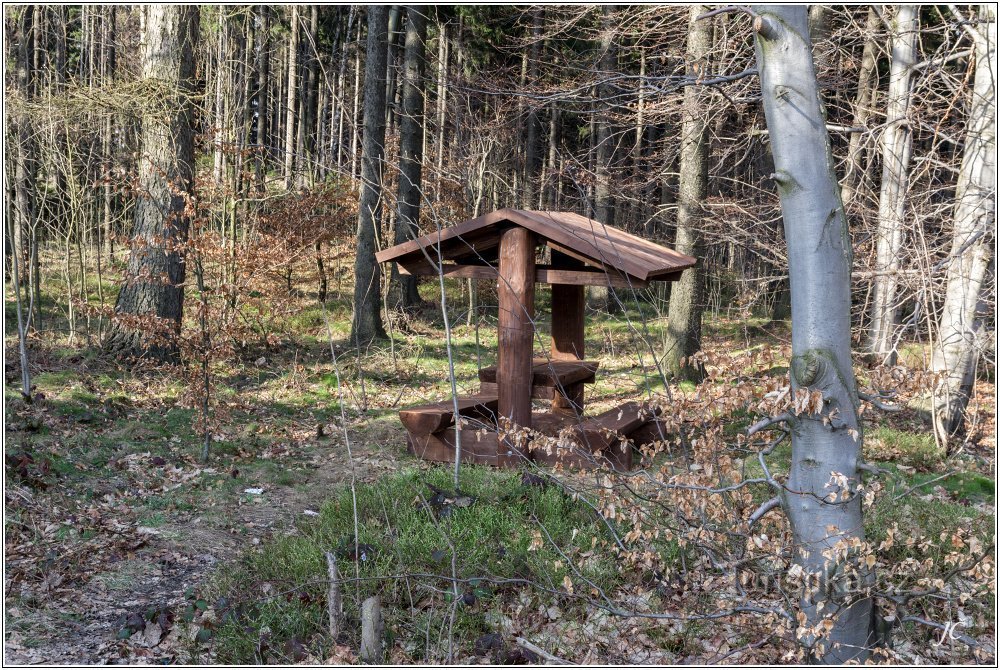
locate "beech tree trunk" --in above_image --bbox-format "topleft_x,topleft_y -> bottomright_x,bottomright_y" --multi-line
931,6 -> 996,444
867,5 -> 919,364
106,5 -> 198,362
663,4 -> 709,382
753,6 -> 873,662
350,5 -> 389,345
388,6 -> 427,309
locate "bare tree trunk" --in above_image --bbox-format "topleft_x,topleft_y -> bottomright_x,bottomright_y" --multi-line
520,9 -> 543,210
867,5 -> 919,364
663,4 -> 709,382
434,21 -> 448,185
297,5 -> 318,187
255,6 -> 270,186
840,7 -> 880,209
213,9 -> 227,186
384,5 -> 403,133
283,6 -> 299,189
588,5 -> 618,311
106,5 -> 198,362
350,5 -> 389,344
931,6 -> 996,445
388,5 -> 427,309
752,6 -> 873,662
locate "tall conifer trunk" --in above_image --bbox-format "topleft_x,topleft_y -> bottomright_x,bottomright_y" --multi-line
106,5 -> 198,362
350,6 -> 390,344
663,4 -> 709,381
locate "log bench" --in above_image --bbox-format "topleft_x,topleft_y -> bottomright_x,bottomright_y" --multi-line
398,395 -> 498,436
532,401 -> 662,471
477,359 -> 598,412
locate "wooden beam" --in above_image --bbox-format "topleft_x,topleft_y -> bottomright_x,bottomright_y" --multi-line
551,250 -> 587,414
497,227 -> 535,464
398,262 -> 647,288
407,429 -> 499,466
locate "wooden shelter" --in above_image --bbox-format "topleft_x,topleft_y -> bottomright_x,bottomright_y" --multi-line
376,209 -> 697,470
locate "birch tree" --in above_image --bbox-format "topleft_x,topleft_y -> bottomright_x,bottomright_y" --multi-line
931,5 -> 996,445
751,6 -> 873,662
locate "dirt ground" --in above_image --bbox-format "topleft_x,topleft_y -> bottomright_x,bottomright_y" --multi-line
5,392 -> 405,665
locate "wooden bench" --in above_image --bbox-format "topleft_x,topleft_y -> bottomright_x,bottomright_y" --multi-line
399,395 -> 498,436
532,401 -> 661,471
478,359 -> 598,410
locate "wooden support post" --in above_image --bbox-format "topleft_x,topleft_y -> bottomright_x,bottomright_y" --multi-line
550,250 -> 586,415
497,226 -> 535,465
360,595 -> 383,663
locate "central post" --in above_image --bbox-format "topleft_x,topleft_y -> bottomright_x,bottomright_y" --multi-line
497,226 -> 535,465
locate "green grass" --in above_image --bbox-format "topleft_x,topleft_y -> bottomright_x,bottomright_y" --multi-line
208,466 -> 624,663
865,426 -> 944,470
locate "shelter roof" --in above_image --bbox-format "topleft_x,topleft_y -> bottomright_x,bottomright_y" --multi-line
375,209 -> 696,281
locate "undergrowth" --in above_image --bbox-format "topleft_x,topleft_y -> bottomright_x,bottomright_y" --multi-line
207,466 -> 622,663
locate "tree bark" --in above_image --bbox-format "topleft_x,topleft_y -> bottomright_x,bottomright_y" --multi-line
106,5 -> 198,362
283,6 -> 299,189
867,5 -> 919,364
753,6 -> 873,662
931,6 -> 996,444
255,6 -> 270,185
840,7 -> 880,209
388,6 -> 427,309
589,5 -> 618,311
520,9 -> 543,210
663,5 -> 709,382
350,5 -> 389,345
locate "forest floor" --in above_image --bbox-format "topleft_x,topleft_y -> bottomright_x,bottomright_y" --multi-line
4,277 -> 996,664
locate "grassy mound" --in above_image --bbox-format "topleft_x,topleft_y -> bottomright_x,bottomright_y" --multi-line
207,466 -> 622,663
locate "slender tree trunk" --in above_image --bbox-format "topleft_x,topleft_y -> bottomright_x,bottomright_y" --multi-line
213,10 -> 227,186
297,5 -> 318,187
753,6 -> 873,662
840,7 -> 880,209
543,102 -> 559,209
385,5 -> 403,132
388,5 -> 427,309
931,6 -> 996,445
520,9 -> 543,210
350,23 -> 362,178
589,5 -> 618,310
350,5 -> 389,344
663,5 -> 710,382
434,21 -> 448,186
106,5 -> 198,362
255,6 -> 270,188
867,5 -> 919,364
283,6 -> 299,189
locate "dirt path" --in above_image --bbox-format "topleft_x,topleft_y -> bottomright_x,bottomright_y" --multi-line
4,437 -> 402,665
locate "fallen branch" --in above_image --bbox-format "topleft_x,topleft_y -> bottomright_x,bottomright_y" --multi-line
514,637 -> 571,665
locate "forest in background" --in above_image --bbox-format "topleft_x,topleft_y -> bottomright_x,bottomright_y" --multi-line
4,4 -> 996,665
